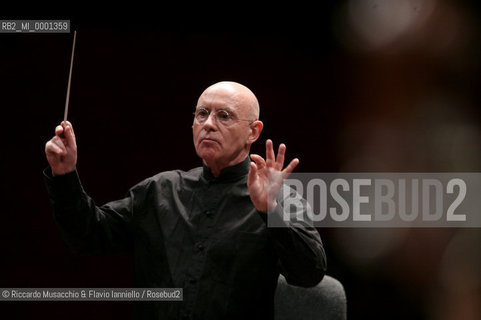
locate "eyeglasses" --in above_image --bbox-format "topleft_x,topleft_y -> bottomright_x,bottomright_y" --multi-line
193,107 -> 255,126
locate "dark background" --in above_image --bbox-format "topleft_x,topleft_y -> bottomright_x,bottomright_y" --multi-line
1,1 -> 481,319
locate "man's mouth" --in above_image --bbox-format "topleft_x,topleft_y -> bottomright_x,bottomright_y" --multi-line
200,137 -> 220,144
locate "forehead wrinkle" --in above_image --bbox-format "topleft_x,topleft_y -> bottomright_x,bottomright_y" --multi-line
198,93 -> 239,113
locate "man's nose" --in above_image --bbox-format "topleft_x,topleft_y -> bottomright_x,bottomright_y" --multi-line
202,113 -> 218,130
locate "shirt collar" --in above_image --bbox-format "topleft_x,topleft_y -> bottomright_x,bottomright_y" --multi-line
202,156 -> 251,183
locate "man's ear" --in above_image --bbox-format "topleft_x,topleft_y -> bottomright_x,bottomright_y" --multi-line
247,120 -> 263,145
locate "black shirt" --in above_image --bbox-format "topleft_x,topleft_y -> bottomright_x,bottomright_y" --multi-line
44,157 -> 326,320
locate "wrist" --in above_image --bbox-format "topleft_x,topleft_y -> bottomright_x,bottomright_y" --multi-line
257,200 -> 278,214
52,167 -> 76,176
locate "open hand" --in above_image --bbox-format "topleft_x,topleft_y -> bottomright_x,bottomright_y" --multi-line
247,139 -> 299,213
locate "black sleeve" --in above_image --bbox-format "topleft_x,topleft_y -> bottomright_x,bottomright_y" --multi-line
43,167 -> 148,255
259,185 -> 327,287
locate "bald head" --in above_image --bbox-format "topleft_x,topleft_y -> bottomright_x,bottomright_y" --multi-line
198,81 -> 260,120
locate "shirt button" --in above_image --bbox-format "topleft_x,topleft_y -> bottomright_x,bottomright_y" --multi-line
196,243 -> 205,251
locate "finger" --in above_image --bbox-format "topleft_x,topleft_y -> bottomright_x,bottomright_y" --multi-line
282,158 -> 299,179
250,154 -> 266,170
45,142 -> 63,155
46,138 -> 66,156
55,125 -> 64,137
63,122 -> 77,149
276,143 -> 286,171
247,162 -> 258,186
61,120 -> 74,130
266,139 -> 275,167
51,136 -> 67,153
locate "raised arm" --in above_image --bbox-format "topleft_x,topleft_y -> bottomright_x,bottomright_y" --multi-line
44,122 -> 135,255
248,139 -> 327,287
